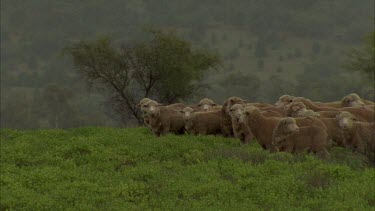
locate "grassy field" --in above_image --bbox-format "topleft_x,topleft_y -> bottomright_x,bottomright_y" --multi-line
1,127 -> 374,210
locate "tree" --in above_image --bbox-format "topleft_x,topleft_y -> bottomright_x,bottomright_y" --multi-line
65,30 -> 220,125
345,32 -> 375,83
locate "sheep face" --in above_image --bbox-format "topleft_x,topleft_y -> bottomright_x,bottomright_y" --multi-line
239,106 -> 259,124
274,95 -> 294,108
225,97 -> 246,114
338,112 -> 358,130
144,100 -> 161,117
341,93 -> 365,107
181,107 -> 195,121
229,104 -> 244,123
198,98 -> 217,112
273,117 -> 299,145
281,118 -> 300,134
138,98 -> 152,114
285,102 -> 307,117
180,107 -> 196,130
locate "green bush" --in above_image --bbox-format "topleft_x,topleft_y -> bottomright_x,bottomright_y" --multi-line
1,128 -> 374,210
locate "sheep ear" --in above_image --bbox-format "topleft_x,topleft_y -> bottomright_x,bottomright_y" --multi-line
353,117 -> 359,121
136,103 -> 141,107
212,103 -> 217,106
179,110 -> 184,113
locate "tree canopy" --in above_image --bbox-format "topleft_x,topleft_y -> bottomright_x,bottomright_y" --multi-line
65,30 -> 220,125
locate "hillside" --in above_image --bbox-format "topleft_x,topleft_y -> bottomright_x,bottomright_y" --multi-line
1,128 -> 374,210
1,0 -> 374,128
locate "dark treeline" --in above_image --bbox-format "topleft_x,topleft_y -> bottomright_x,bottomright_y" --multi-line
1,0 -> 374,129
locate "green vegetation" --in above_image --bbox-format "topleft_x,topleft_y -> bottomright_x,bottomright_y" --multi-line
1,128 -> 374,210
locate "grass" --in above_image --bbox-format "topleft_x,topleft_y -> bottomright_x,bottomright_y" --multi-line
1,127 -> 374,210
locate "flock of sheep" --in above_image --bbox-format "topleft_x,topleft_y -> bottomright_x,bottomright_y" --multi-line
137,93 -> 375,161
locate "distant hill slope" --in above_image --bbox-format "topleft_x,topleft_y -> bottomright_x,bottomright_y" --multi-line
1,127 -> 374,210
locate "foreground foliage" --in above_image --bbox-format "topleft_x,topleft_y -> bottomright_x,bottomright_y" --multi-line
1,127 -> 374,210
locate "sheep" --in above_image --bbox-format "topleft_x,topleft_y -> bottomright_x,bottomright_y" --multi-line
137,98 -> 153,126
340,93 -> 367,107
365,104 -> 375,111
295,93 -> 368,109
338,111 -> 375,162
261,110 -> 283,118
180,107 -> 222,135
221,96 -> 276,137
284,102 -> 343,119
239,106 -> 327,151
221,97 -> 247,137
272,117 -> 330,158
319,117 -> 347,147
286,101 -> 370,122
228,104 -> 254,144
293,97 -> 339,112
166,103 -> 188,111
259,105 -> 286,116
284,102 -> 320,118
144,100 -> 185,137
274,94 -> 295,108
339,107 -> 374,122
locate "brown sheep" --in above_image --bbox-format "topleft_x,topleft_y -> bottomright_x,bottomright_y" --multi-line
284,102 -> 320,118
338,112 -> 375,162
365,104 -> 375,111
293,97 -> 375,122
274,94 -> 295,108
261,110 -> 283,118
272,117 -> 330,158
221,96 -> 274,137
286,101 -> 370,122
259,106 -> 286,116
284,102 -> 370,146
229,104 -> 254,144
339,107 -> 374,122
221,97 -> 247,137
340,93 -> 366,107
239,106 -> 327,151
166,103 -> 187,111
300,93 -> 367,109
293,97 -> 340,112
284,102 -> 343,119
180,107 -> 222,135
319,117 -> 347,147
145,100 -> 185,137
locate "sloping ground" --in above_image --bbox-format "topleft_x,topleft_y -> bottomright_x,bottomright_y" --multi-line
1,127 -> 374,210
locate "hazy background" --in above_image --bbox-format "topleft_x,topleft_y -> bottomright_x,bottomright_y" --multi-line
1,0 -> 374,129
